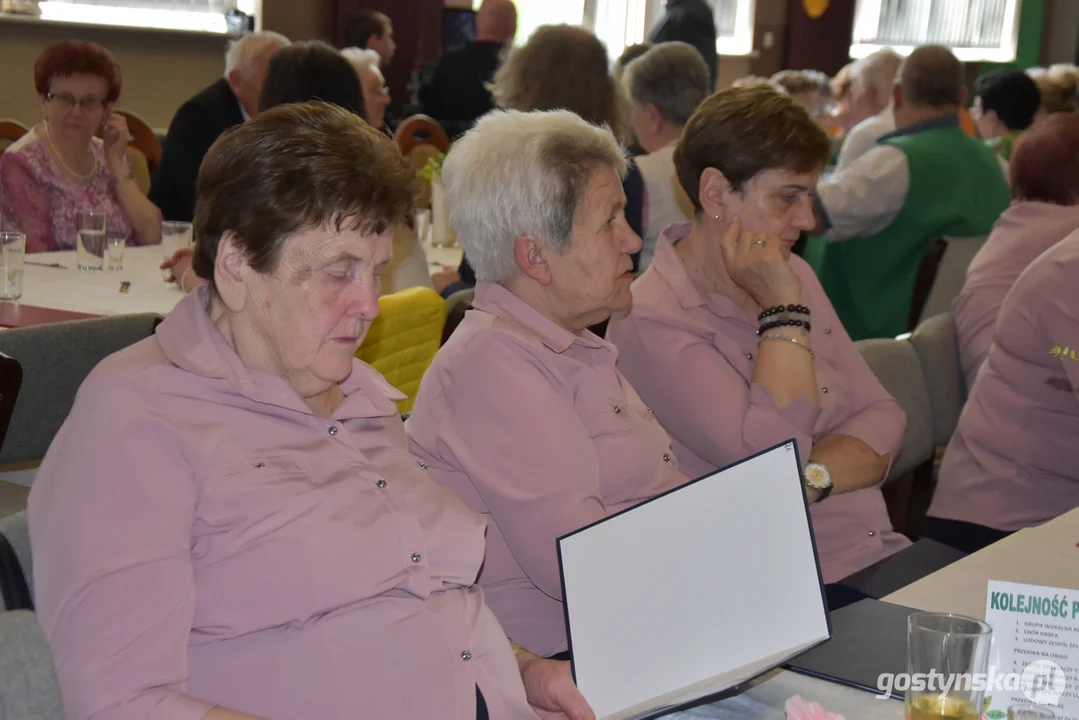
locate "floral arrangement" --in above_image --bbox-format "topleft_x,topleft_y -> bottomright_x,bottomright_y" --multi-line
418,152 -> 446,183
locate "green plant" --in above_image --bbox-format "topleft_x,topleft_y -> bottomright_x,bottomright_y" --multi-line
418,152 -> 446,182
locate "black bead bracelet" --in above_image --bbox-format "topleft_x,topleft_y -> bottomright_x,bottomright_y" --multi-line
759,304 -> 810,321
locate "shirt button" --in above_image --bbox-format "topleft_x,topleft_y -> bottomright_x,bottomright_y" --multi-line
376,479 -> 387,488
824,326 -> 832,335
417,461 -> 428,471
328,425 -> 338,436
821,386 -> 829,394
663,453 -> 672,462
868,530 -> 876,537
613,405 -> 622,414
745,352 -> 753,360
461,650 -> 472,661
411,553 -> 422,563
647,408 -> 655,415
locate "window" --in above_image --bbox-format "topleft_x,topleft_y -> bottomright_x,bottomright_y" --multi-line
31,0 -> 259,34
710,0 -> 756,56
507,0 -> 586,44
850,0 -> 1022,62
589,0 -> 649,62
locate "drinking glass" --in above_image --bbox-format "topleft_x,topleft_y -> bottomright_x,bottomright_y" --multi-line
1009,704 -> 1055,720
105,235 -> 126,271
76,209 -> 107,270
0,231 -> 25,301
161,221 -> 193,279
907,612 -> 993,720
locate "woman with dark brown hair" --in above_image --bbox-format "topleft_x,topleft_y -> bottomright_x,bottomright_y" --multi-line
0,40 -> 161,252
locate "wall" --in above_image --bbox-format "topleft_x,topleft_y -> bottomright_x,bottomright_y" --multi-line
1041,0 -> 1079,64
261,0 -> 332,41
0,19 -> 228,130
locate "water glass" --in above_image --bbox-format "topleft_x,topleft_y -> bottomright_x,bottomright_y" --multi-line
161,221 -> 193,279
105,235 -> 126,271
0,231 -> 25,301
76,209 -> 107,270
907,612 -> 993,720
1009,705 -> 1055,719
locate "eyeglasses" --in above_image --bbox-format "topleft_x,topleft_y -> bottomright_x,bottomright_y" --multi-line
45,92 -> 106,112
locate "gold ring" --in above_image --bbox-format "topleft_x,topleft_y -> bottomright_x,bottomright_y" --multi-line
752,238 -> 766,246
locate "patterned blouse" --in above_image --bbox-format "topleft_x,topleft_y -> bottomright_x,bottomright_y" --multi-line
0,130 -> 140,253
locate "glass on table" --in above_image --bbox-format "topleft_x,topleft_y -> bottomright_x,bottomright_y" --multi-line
0,231 -> 25,301
1009,704 -> 1055,719
76,209 -> 107,271
906,612 -> 993,720
105,235 -> 126,271
161,221 -> 194,279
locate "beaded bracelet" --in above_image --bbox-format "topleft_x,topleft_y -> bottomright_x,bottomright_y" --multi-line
759,304 -> 810,321
758,318 -> 811,335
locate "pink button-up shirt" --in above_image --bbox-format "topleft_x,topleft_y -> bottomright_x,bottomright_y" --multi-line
606,224 -> 909,584
405,282 -> 688,657
954,201 -> 1079,389
931,229 -> 1079,532
28,286 -> 533,720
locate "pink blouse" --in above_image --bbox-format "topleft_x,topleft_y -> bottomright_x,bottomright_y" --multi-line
607,224 -> 910,584
0,131 -> 138,253
405,282 -> 689,657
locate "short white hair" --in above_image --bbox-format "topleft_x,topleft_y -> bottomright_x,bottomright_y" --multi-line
442,109 -> 627,284
341,46 -> 381,73
850,48 -> 902,101
224,31 -> 291,79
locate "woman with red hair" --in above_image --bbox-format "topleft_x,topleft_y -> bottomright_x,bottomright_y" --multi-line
0,40 -> 162,253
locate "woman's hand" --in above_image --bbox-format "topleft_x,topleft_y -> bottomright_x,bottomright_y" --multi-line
720,216 -> 802,310
161,248 -> 195,291
517,651 -> 595,720
103,112 -> 132,179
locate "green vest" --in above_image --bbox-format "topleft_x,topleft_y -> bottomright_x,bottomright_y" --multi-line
803,124 -> 1010,340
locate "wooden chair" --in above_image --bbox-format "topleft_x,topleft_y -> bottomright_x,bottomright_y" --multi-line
95,110 -> 162,172
0,353 -> 21,457
908,238 -> 948,332
0,119 -> 29,153
394,114 -> 450,157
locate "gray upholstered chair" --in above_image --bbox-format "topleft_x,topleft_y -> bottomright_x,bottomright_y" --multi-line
915,235 -> 987,326
0,314 -> 161,466
909,312 -> 966,447
0,511 -> 31,611
0,610 -> 62,720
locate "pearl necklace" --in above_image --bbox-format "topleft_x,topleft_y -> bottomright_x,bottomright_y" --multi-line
42,122 -> 98,182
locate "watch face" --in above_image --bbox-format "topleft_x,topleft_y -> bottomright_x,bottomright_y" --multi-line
806,464 -> 830,487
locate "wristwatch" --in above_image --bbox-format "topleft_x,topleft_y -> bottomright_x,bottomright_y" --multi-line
804,462 -> 833,502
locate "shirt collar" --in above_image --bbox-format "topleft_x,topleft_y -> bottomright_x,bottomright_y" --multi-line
648,222 -> 749,321
472,281 -> 612,354
156,285 -> 404,420
877,112 -> 959,143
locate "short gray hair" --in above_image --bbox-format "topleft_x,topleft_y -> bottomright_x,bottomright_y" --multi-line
225,31 -> 290,79
340,46 -> 381,72
850,48 -> 902,101
622,42 -> 710,126
442,109 -> 627,284
900,45 -> 963,107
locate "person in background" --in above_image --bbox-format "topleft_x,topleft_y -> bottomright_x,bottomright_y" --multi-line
771,69 -> 834,127
341,47 -> 392,132
423,0 -> 517,139
833,48 -> 902,171
150,31 -> 289,222
830,63 -> 854,135
612,41 -> 654,156
345,9 -> 396,69
621,42 -> 709,271
953,113 -> 1079,388
970,69 -> 1042,161
648,0 -> 717,91
31,101 -> 593,720
803,45 -> 1010,341
0,40 -> 162,253
406,109 -> 688,658
606,85 -> 908,597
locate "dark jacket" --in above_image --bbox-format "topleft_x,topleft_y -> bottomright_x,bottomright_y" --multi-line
423,40 -> 505,139
149,78 -> 245,222
649,0 -> 718,89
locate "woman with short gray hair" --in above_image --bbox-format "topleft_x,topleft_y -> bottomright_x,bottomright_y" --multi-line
622,41 -> 710,270
406,109 -> 689,659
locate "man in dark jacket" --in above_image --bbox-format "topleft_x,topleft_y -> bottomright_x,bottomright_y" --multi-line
149,31 -> 289,221
648,0 -> 717,91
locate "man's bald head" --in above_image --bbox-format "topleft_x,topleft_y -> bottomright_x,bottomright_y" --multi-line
477,0 -> 517,43
899,45 -> 964,108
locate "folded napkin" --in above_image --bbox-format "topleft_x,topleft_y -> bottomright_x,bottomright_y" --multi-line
784,695 -> 848,720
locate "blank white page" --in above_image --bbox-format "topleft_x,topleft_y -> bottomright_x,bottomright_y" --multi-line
557,441 -> 830,720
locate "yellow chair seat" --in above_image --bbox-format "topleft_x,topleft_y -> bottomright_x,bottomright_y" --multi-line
355,287 -> 447,413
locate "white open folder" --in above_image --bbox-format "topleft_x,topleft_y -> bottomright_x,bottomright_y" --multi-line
556,440 -> 831,720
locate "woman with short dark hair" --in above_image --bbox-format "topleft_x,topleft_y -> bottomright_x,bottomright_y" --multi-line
0,40 -> 161,252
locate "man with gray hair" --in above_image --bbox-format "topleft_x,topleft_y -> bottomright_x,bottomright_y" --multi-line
804,45 -> 1010,341
150,31 -> 290,221
834,48 -> 903,170
622,41 -> 709,270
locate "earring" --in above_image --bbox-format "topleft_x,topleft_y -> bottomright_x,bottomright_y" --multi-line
713,214 -> 720,221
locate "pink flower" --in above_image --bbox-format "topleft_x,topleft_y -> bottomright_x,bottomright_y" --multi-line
784,695 -> 848,720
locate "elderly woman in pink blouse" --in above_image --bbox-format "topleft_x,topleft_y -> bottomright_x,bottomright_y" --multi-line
953,112 -> 1079,388
0,40 -> 161,252
405,109 -> 689,659
29,103 -> 591,720
929,227 -> 1079,553
606,86 -> 909,589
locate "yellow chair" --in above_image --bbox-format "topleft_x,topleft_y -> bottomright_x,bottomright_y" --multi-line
355,287 -> 447,413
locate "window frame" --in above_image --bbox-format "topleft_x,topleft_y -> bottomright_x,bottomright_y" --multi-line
13,0 -> 260,36
715,0 -> 757,57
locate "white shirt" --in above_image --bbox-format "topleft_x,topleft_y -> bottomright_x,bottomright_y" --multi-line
635,143 -> 693,271
835,108 -> 895,171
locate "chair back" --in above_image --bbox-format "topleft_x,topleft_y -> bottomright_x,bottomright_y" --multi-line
0,511 -> 31,611
355,288 -> 447,413
910,312 -> 966,446
0,610 -> 63,720
0,119 -> 28,146
855,336 -> 934,479
909,238 -> 947,331
0,353 -> 21,455
0,314 -> 162,466
115,109 -> 162,170
394,114 -> 450,157
126,145 -> 152,195
911,235 -> 988,329
441,287 -> 475,345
